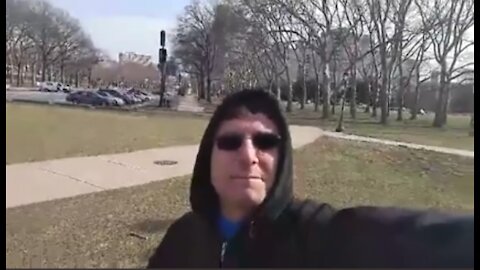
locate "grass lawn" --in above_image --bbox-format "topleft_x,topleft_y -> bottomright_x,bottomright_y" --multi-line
169,99 -> 474,151
6,137 -> 473,268
286,105 -> 474,151
6,103 -> 208,164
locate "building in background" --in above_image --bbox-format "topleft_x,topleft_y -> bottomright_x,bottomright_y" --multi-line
118,52 -> 153,66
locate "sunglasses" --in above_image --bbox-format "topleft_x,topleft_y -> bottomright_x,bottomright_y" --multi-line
215,132 -> 281,151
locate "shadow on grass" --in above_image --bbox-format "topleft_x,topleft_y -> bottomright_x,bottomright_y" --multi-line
131,218 -> 176,234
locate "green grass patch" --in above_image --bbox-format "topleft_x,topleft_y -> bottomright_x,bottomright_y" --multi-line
287,106 -> 473,151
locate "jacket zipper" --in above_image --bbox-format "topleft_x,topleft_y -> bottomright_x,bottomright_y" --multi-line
249,220 -> 256,238
220,241 -> 227,267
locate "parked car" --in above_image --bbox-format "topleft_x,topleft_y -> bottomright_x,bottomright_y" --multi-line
66,91 -> 113,106
122,91 -> 143,103
96,90 -> 125,106
127,89 -> 152,102
98,89 -> 136,105
38,81 -> 59,92
61,84 -> 72,93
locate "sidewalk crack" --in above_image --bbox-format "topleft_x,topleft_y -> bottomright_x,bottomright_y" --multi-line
39,168 -> 106,190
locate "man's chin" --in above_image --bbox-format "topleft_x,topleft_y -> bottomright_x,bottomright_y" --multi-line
234,190 -> 266,207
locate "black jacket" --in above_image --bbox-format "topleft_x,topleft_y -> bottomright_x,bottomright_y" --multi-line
147,90 -> 474,268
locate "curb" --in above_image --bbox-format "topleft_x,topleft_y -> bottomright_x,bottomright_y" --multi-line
6,98 -> 158,112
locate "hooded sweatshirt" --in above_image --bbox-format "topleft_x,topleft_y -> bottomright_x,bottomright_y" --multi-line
147,89 -> 474,268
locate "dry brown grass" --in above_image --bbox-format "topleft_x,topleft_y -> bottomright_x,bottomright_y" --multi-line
6,138 -> 473,268
6,103 -> 208,164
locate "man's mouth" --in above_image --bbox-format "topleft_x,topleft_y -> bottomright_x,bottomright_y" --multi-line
231,176 -> 262,180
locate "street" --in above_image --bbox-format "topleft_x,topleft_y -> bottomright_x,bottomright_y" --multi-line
6,90 -> 69,104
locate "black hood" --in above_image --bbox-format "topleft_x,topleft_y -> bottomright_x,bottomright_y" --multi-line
189,89 -> 294,223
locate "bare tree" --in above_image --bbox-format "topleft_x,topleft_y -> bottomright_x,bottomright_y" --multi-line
405,33 -> 432,120
6,0 -> 34,85
240,0 -> 302,112
275,0 -> 352,118
366,0 -> 397,125
174,0 -> 218,102
416,0 -> 474,127
389,0 -> 415,121
338,0 -> 367,120
174,0 -> 245,102
6,0 -> 99,87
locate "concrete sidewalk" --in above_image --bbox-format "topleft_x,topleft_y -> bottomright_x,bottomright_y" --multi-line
318,130 -> 474,158
6,125 -> 322,208
6,125 -> 473,209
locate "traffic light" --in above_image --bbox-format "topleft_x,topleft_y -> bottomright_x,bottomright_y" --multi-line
159,48 -> 167,63
160,30 -> 166,47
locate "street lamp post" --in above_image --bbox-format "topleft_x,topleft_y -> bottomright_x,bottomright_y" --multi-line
158,30 -> 167,107
335,72 -> 349,132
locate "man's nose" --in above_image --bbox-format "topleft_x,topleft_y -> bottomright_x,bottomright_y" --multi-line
237,138 -> 259,166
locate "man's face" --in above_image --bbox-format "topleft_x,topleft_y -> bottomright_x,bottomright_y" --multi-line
211,113 -> 280,211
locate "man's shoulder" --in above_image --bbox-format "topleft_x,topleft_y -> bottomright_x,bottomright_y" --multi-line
284,201 -> 473,267
286,198 -> 337,224
331,205 -> 474,233
328,206 -> 474,267
168,211 -> 208,232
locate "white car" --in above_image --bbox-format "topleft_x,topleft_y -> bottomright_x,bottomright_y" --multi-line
61,83 -> 72,92
38,81 -> 59,92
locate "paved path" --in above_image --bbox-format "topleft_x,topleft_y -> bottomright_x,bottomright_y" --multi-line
6,125 -> 473,209
317,130 -> 474,158
6,125 -> 322,208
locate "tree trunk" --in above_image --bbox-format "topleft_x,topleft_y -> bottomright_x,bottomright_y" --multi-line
275,74 -> 281,101
75,72 -> 79,87
60,59 -> 65,83
396,55 -> 405,121
198,71 -> 205,100
16,63 -> 22,87
365,80 -> 372,113
20,66 -> 25,86
336,88 -> 347,132
331,98 -> 335,115
87,68 -> 92,87
380,73 -> 389,124
31,63 -> 36,87
287,83 -> 293,112
8,56 -> 14,83
322,62 -> 330,119
433,85 -> 445,127
206,75 -> 212,103
285,67 -> 293,113
300,77 -> 306,110
372,81 -> 378,118
311,51 -> 320,112
433,65 -> 447,127
41,54 -> 47,82
410,83 -> 419,120
410,68 -> 421,120
440,84 -> 451,125
300,65 -> 307,110
349,69 -> 357,119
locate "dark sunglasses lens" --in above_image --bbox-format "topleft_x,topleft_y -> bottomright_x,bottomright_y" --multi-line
253,133 -> 281,150
216,134 -> 243,150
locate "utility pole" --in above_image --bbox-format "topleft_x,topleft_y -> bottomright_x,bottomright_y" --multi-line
158,30 -> 167,107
